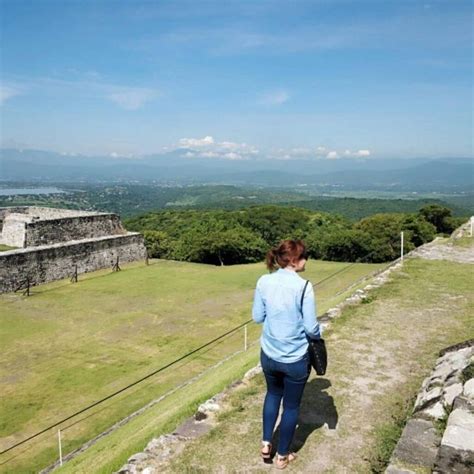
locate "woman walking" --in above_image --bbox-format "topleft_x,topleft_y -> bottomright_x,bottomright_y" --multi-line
252,239 -> 321,469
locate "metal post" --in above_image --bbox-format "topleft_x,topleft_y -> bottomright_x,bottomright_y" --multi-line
470,217 -> 473,237
58,429 -> 63,467
244,324 -> 248,351
401,232 -> 404,263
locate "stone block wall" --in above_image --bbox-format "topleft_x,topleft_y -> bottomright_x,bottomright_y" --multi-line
0,207 -> 126,248
0,233 -> 147,293
24,214 -> 125,247
386,340 -> 474,474
0,206 -> 28,233
0,214 -> 26,247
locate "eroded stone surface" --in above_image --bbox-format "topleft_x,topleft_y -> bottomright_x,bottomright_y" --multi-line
464,379 -> 474,399
441,409 -> 474,451
444,383 -> 463,407
390,419 -> 440,468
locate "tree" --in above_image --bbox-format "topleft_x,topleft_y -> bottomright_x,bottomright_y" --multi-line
142,230 -> 172,258
401,214 -> 436,247
418,204 -> 455,234
355,214 -> 406,262
321,229 -> 372,262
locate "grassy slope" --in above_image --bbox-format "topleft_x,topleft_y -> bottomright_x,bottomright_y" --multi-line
0,259 -> 384,473
162,255 -> 473,473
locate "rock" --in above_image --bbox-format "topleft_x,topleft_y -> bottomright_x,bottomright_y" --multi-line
441,408 -> 474,452
117,466 -> 134,474
390,419 -> 440,469
141,468 -> 155,474
464,379 -> 474,399
431,363 -> 456,382
196,399 -> 221,417
127,452 -> 149,464
385,466 -> 417,474
414,386 -> 443,412
243,365 -> 262,380
118,465 -> 138,474
443,383 -> 464,407
427,377 -> 444,390
435,445 -> 474,473
423,401 -> 446,420
326,308 -> 341,319
174,417 -> 213,438
452,395 -> 474,412
194,410 -> 208,421
144,437 -> 161,454
144,434 -> 183,455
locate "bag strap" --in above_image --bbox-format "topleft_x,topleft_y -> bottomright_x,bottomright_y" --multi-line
300,280 -> 310,314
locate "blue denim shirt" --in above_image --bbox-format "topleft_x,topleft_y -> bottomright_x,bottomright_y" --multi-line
252,268 -> 321,363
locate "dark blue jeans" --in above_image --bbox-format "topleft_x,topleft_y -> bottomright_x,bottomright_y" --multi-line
260,349 -> 310,455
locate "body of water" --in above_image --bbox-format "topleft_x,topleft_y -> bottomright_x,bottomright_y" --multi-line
0,187 -> 66,196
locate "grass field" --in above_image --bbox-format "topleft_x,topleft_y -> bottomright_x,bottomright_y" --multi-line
0,258 -> 385,473
0,245 -> 16,252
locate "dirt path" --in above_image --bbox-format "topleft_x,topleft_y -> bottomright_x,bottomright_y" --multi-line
128,240 -> 474,473
410,236 -> 474,264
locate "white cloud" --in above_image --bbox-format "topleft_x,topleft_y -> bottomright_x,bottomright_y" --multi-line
179,135 -> 215,147
106,87 -> 157,110
342,149 -> 372,158
326,151 -> 339,159
199,151 -> 219,158
223,152 -> 242,160
259,89 -> 290,106
0,84 -> 22,105
177,136 -> 258,160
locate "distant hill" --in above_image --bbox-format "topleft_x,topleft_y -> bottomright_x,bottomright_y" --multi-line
1,148 -> 472,193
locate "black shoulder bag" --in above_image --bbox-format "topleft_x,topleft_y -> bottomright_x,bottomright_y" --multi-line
301,280 -> 327,376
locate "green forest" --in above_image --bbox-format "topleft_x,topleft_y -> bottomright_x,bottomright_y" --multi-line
1,183 -> 472,219
126,203 -> 463,265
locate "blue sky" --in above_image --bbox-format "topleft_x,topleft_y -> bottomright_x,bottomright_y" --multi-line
1,0 -> 472,160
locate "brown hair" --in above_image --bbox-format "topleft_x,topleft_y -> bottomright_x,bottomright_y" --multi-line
265,239 -> 308,271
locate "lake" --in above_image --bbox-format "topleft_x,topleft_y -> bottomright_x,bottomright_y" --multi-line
0,187 -> 66,196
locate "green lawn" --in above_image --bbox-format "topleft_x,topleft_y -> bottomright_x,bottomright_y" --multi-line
0,258 -> 384,473
0,245 -> 17,252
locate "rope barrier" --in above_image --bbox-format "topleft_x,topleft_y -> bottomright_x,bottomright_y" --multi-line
0,320 -> 249,456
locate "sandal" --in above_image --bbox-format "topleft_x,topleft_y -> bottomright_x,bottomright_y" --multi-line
275,452 -> 296,469
261,441 -> 272,460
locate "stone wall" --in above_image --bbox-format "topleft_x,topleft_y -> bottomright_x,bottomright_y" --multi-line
0,207 -> 126,248
24,214 -> 125,247
0,206 -> 27,233
386,340 -> 474,474
0,233 -> 147,293
0,214 -> 27,247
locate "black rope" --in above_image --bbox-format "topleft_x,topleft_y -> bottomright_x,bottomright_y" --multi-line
0,319 -> 250,456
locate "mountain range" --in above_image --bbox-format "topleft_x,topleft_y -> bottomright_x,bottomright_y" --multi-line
1,148 -> 472,192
